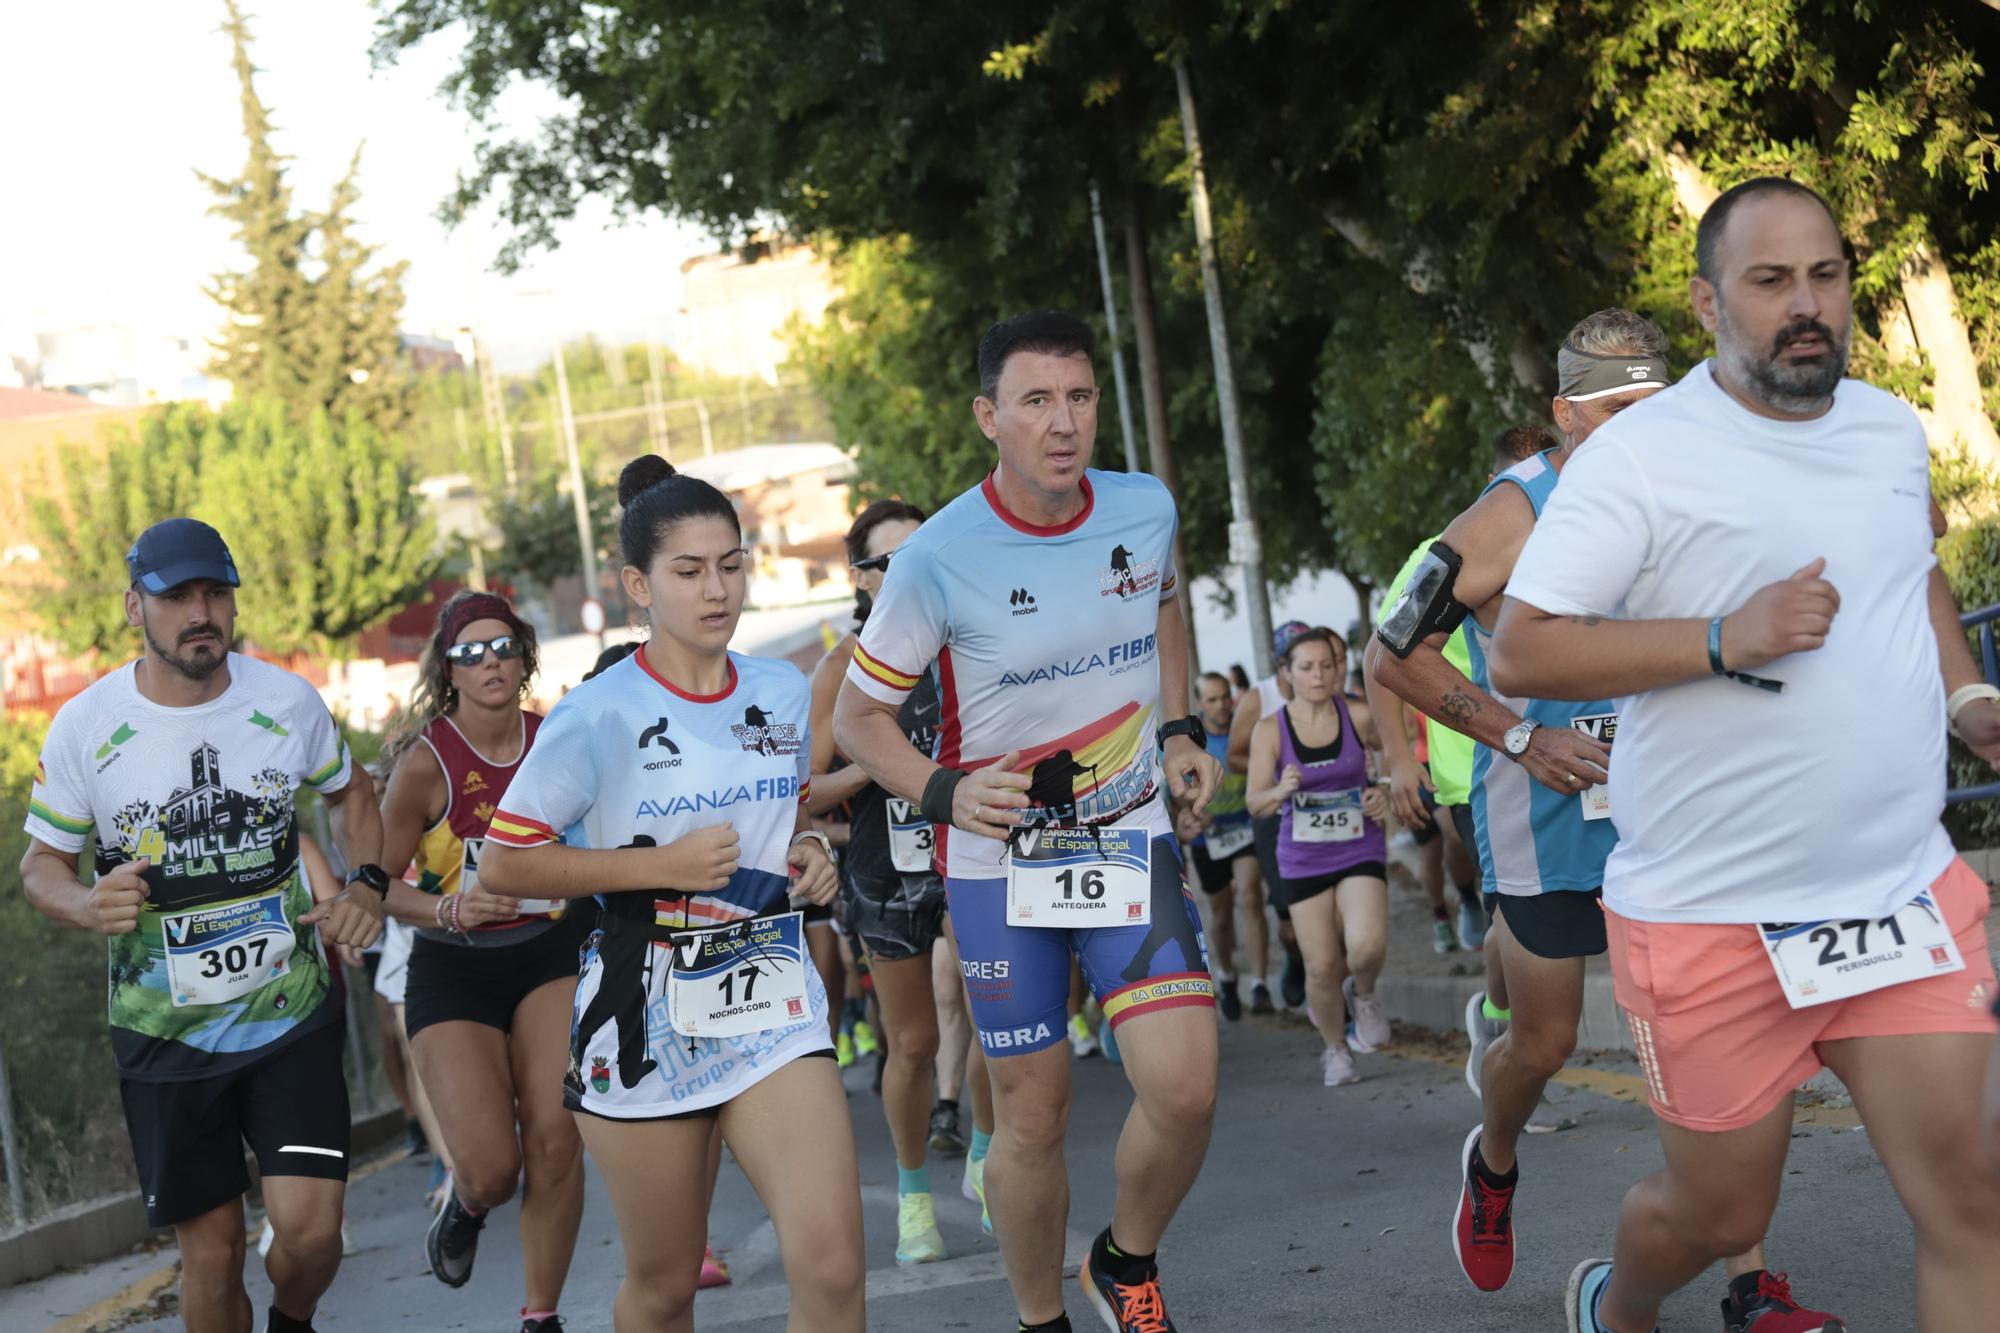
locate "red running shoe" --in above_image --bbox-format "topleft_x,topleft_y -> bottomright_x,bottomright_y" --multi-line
1451,1125 -> 1516,1292
1721,1271 -> 1845,1332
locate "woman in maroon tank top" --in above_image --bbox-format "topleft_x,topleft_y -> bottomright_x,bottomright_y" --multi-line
374,592 -> 584,1332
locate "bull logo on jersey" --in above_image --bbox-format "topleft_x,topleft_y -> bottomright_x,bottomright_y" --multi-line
1099,544 -> 1161,600
729,704 -> 801,757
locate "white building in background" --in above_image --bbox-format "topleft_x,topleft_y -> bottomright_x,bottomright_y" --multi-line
672,241 -> 837,383
34,322 -> 227,407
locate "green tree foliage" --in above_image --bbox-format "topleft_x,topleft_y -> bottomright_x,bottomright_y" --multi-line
26,398 -> 439,658
206,0 -> 412,431
487,466 -> 616,594
0,712 -> 127,1221
376,0 -> 2000,596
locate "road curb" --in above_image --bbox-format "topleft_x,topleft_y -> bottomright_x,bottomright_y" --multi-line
0,1108 -> 400,1289
1372,968 -> 1633,1053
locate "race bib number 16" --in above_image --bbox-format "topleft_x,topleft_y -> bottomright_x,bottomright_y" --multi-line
1006,826 -> 1151,928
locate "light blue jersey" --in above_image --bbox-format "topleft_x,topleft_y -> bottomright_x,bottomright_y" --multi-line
1464,450 -> 1619,896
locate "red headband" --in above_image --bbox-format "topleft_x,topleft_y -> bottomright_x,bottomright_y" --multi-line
440,593 -> 523,651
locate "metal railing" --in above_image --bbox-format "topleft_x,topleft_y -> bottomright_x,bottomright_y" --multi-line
1947,601 -> 2000,805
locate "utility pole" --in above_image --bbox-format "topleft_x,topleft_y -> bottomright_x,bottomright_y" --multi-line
469,329 -> 517,492
695,398 -> 715,457
1176,60 -> 1275,679
646,341 -> 671,455
1089,183 -> 1142,475
550,336 -> 605,649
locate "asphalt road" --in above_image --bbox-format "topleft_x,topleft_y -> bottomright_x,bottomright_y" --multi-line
12,1005 -> 1923,1333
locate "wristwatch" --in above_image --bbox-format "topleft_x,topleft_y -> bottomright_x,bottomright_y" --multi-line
790,829 -> 834,862
1156,716 -> 1205,750
1501,718 -> 1541,759
344,864 -> 390,898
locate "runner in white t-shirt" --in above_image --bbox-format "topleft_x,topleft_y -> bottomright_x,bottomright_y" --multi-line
1490,177 -> 2000,1333
477,455 -> 863,1333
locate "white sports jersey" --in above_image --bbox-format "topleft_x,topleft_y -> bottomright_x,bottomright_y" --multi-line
848,469 -> 1180,877
26,655 -> 352,1080
488,649 -> 828,1118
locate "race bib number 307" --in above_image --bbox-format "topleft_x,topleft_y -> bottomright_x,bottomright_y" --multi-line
665,912 -> 811,1039
886,798 -> 936,873
163,887 -> 297,1007
1005,826 -> 1151,927
1758,889 -> 1964,1009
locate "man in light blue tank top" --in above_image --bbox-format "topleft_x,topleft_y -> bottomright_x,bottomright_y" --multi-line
1365,309 -> 1829,1329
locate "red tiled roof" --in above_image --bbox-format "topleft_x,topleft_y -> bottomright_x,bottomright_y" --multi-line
0,386 -> 99,420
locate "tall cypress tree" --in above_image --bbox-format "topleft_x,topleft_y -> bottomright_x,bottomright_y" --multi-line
201,0 -> 411,430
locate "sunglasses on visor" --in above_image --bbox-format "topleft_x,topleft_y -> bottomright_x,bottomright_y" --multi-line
445,635 -> 525,667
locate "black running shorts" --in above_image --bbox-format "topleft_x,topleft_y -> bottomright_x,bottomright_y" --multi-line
1253,814 -> 1291,921
1495,888 -> 1607,961
1187,839 -> 1254,896
405,915 -> 585,1039
844,871 -> 947,963
120,1019 -> 350,1228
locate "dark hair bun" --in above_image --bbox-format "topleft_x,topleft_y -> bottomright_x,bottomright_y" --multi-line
618,454 -> 678,506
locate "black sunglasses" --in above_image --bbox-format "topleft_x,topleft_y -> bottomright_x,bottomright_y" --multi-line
852,550 -> 896,573
445,635 -> 525,667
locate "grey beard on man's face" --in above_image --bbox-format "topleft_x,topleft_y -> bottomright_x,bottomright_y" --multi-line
1716,299 -> 1850,414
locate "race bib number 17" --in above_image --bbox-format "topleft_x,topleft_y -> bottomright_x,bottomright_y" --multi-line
1758,888 -> 1964,1009
163,887 -> 297,1007
665,912 -> 811,1039
1005,826 -> 1151,928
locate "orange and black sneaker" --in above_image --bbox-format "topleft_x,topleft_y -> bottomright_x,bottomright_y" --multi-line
1081,1228 -> 1176,1333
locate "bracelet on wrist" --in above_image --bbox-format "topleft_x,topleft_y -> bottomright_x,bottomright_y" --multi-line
1708,617 -> 1785,694
433,896 -> 448,930
1947,682 -> 2000,738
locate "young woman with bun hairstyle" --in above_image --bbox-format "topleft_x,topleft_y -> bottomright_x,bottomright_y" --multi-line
375,590 -> 585,1331
479,454 -> 863,1332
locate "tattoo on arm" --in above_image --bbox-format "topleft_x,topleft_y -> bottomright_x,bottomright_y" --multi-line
1566,614 -> 1604,627
1439,690 -> 1480,723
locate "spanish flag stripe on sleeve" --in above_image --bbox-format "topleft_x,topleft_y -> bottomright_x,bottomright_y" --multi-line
851,644 -> 919,692
487,809 -> 557,847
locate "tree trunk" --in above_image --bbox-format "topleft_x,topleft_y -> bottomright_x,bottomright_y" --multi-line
1123,190 -> 1200,685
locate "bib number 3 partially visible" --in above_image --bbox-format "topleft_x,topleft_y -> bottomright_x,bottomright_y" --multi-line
163,887 -> 298,1007
1759,888 -> 1964,1010
665,912 -> 811,1039
886,798 -> 935,874
1005,826 -> 1151,928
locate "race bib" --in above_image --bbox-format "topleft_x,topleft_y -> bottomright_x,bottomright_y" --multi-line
1292,790 -> 1363,843
1005,826 -> 1151,928
1572,713 -> 1617,821
162,886 -> 297,1007
464,836 -> 560,919
886,798 -> 936,874
665,912 -> 811,1039
1758,888 -> 1964,1009
1205,820 -> 1254,860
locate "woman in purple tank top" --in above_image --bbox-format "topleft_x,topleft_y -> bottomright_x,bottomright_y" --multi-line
1247,628 -> 1392,1087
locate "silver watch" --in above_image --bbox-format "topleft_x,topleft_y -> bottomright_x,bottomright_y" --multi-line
1501,717 -> 1541,758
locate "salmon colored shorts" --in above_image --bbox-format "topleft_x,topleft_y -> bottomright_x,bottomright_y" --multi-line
1605,857 -> 1998,1133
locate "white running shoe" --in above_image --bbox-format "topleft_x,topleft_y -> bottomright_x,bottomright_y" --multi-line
1349,990 -> 1391,1051
1321,1045 -> 1360,1086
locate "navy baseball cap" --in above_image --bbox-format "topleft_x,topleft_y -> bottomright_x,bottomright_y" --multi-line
126,518 -> 241,594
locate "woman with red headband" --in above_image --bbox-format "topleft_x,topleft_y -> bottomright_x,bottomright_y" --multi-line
375,591 -> 584,1333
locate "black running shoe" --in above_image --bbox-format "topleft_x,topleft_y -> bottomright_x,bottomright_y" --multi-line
522,1319 -> 565,1333
1217,978 -> 1242,1022
1249,981 -> 1275,1015
929,1101 -> 968,1156
1280,945 -> 1306,1009
424,1190 -> 485,1288
1081,1236 -> 1177,1332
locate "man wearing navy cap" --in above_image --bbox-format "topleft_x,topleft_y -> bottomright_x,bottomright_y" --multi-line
21,517 -> 388,1333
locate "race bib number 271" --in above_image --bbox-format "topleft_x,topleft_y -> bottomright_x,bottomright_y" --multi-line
1758,888 -> 1964,1009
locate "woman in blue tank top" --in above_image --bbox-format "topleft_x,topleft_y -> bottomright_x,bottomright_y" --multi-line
1247,629 -> 1392,1087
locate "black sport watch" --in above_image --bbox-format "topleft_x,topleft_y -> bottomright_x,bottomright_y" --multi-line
1156,716 -> 1205,751
345,863 -> 390,898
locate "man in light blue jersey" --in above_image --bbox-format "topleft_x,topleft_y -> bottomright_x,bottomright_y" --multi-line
1365,309 -> 1836,1333
836,310 -> 1222,1333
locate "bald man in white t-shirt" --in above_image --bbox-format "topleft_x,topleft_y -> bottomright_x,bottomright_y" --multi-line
1494,178 -> 2000,1333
